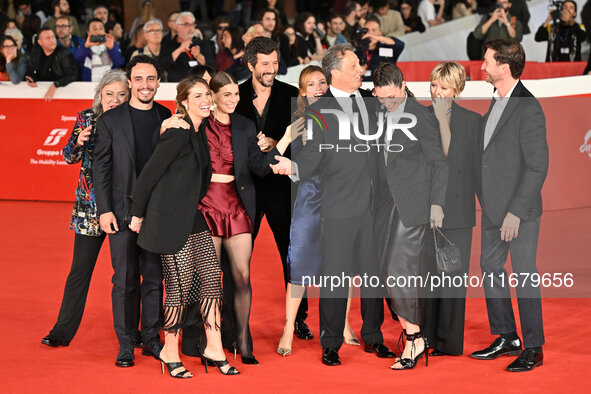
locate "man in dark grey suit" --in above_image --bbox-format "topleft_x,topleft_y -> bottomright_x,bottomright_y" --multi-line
271,44 -> 393,366
470,40 -> 549,372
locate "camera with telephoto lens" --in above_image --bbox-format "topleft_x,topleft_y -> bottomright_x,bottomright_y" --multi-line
548,0 -> 565,22
190,36 -> 200,49
351,27 -> 370,65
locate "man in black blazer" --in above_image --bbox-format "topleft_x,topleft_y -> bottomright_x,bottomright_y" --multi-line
234,37 -> 313,340
470,40 -> 548,372
93,56 -> 172,367
272,44 -> 394,366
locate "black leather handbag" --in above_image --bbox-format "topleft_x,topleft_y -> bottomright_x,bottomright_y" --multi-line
432,226 -> 462,274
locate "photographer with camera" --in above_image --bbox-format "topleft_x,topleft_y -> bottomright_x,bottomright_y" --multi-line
74,18 -> 125,82
354,16 -> 404,80
535,0 -> 586,62
160,11 -> 215,82
473,0 -> 522,57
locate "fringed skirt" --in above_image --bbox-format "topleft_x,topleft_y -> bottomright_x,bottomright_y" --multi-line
160,231 -> 223,332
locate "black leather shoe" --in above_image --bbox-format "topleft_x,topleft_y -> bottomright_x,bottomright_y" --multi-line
41,336 -> 68,347
133,337 -> 143,349
364,342 -> 396,358
142,341 -> 163,360
322,347 -> 341,366
506,348 -> 543,372
471,337 -> 522,360
430,349 -> 448,357
115,346 -> 135,367
294,319 -> 314,340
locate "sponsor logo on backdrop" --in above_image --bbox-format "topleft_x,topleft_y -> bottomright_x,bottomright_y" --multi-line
30,129 -> 69,166
43,128 -> 68,146
61,115 -> 77,122
0,114 -> 6,120
580,130 -> 591,158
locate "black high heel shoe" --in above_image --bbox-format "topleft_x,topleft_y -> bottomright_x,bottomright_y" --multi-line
391,331 -> 429,371
232,342 -> 259,365
201,355 -> 240,375
160,357 -> 192,379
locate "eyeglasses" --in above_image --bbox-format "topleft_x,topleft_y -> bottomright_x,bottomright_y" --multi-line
56,24 -> 71,28
146,29 -> 163,34
2,44 -> 16,49
216,25 -> 229,31
177,23 -> 195,28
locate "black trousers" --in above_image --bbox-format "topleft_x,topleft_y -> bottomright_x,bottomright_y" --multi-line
48,232 -> 106,343
252,196 -> 308,321
108,228 -> 162,347
480,212 -> 545,348
319,212 -> 384,350
423,227 -> 473,355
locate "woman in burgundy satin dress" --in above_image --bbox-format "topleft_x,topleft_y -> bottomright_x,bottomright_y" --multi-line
199,71 -> 302,364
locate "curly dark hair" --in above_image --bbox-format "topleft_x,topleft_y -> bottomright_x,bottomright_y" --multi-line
126,54 -> 163,80
244,36 -> 279,67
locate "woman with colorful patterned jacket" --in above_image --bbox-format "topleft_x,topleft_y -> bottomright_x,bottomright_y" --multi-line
41,70 -> 130,348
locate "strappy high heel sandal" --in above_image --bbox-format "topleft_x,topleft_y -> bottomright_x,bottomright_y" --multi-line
391,331 -> 429,371
201,355 -> 240,375
160,358 -> 192,379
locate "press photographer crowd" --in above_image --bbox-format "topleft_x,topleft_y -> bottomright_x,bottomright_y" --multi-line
0,0 -> 588,380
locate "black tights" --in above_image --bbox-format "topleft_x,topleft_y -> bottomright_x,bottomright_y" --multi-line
213,233 -> 253,356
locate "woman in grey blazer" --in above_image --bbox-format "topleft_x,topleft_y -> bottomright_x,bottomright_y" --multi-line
373,63 -> 448,370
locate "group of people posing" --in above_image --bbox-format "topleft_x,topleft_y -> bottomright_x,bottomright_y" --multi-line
41,35 -> 548,377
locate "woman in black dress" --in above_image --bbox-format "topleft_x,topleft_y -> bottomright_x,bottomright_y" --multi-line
129,76 -> 239,377
372,63 -> 448,370
424,61 -> 482,357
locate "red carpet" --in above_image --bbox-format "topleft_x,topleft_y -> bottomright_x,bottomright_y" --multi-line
1,200 -> 589,393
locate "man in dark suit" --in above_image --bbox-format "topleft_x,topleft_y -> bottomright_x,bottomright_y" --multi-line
93,55 -> 172,367
234,37 -> 313,341
271,44 -> 394,366
470,39 -> 548,372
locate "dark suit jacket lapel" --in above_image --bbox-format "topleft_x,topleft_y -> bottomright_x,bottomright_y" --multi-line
387,97 -> 419,168
121,102 -> 136,169
241,78 -> 258,124
448,101 -> 460,159
230,113 -> 246,179
151,103 -> 167,150
485,81 -> 524,151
